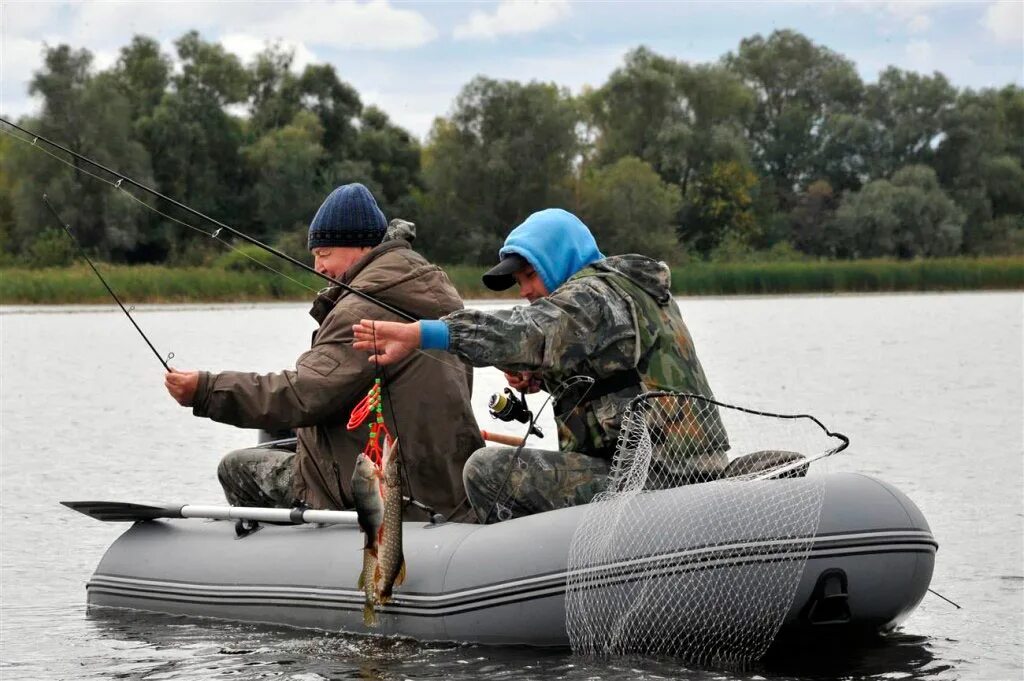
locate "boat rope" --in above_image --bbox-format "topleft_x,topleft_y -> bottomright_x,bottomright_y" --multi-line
42,194 -> 173,371
0,117 -> 418,322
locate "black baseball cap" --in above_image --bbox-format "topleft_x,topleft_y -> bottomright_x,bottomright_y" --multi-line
481,253 -> 530,291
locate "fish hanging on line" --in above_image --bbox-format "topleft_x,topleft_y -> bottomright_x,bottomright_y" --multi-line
374,437 -> 406,605
352,452 -> 384,627
351,436 -> 406,626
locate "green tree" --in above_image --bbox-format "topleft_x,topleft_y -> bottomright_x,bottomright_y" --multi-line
679,161 -> 759,256
725,30 -> 863,207
140,32 -> 248,260
576,156 -> 681,257
350,105 -> 422,219
588,48 -> 752,194
243,111 -> 325,239
112,36 -> 172,124
864,68 -> 957,178
934,86 -> 1024,253
420,77 -> 579,263
831,165 -> 963,258
298,63 -> 363,160
5,45 -> 151,259
247,43 -> 304,135
788,179 -> 840,256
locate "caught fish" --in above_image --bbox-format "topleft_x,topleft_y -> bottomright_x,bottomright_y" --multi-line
373,436 -> 406,604
351,452 -> 384,626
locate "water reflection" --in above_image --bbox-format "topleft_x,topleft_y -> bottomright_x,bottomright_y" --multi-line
84,607 -> 951,681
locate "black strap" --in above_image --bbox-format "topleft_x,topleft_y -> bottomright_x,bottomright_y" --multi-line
555,368 -> 642,417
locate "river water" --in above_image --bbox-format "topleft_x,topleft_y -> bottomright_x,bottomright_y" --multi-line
1,292 -> 1021,680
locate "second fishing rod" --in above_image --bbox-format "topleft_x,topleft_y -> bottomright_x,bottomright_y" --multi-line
0,117 -> 418,323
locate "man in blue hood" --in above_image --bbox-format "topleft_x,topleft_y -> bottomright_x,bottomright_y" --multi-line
353,208 -> 726,522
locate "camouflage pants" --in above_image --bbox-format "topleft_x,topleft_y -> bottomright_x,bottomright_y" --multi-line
462,446 -> 611,524
217,447 -> 296,508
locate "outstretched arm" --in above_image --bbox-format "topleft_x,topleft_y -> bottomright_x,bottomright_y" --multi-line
353,279 -> 636,375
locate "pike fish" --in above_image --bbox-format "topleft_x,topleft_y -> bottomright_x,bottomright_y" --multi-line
351,452 -> 384,626
374,436 -> 406,604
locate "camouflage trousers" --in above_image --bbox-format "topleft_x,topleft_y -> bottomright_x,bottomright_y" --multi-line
217,447 -> 297,508
462,446 -> 611,524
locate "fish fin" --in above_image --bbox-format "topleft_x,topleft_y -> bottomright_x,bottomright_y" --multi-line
363,602 -> 377,628
357,570 -> 364,589
394,559 -> 407,587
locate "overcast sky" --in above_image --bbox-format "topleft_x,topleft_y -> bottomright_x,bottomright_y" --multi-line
2,0 -> 1022,140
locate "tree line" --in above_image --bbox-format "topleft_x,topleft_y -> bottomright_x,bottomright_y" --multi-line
1,29 -> 1021,269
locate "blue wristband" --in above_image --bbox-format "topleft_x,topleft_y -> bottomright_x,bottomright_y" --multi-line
419,320 -> 450,351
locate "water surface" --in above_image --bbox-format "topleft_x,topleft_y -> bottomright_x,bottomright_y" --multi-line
1,293 -> 1021,680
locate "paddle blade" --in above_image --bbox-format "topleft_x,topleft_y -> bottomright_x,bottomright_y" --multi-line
60,500 -> 182,522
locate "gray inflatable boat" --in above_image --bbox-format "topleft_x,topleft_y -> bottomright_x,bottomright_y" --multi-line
79,472 -> 936,647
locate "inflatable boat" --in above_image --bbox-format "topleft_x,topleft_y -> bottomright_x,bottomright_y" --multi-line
70,471 -> 936,648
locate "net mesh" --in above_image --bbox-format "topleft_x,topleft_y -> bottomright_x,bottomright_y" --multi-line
565,392 -> 847,668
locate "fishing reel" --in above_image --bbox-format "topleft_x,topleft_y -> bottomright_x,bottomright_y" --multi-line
488,388 -> 544,439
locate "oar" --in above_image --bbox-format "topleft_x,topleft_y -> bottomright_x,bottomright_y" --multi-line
61,500 -> 358,525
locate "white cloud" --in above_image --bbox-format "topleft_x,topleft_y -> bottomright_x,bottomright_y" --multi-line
220,34 -> 318,71
454,0 -> 571,41
244,1 -> 438,50
981,1 -> 1024,46
846,1 -> 941,35
58,1 -> 436,51
905,39 -> 934,71
1,35 -> 45,112
907,14 -> 931,34
2,2 -> 64,35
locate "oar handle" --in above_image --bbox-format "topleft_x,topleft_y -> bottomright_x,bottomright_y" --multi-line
480,430 -> 526,447
179,505 -> 358,525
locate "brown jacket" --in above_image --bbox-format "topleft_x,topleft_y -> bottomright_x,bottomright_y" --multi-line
192,239 -> 483,519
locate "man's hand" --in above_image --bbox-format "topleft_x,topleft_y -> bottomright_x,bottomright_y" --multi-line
352,320 -> 421,366
165,369 -> 199,407
505,371 -> 541,394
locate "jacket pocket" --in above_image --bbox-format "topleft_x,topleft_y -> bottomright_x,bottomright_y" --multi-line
298,350 -> 340,377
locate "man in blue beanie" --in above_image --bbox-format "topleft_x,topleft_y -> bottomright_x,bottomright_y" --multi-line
164,183 -> 482,519
351,208 -> 728,523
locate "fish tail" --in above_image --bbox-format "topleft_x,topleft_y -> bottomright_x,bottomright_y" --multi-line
363,602 -> 377,628
377,560 -> 406,604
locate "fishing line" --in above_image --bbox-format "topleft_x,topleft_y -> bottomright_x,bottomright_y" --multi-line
41,194 -> 173,371
927,588 -> 962,609
2,124 -> 323,296
0,118 -> 419,321
2,122 -> 478,376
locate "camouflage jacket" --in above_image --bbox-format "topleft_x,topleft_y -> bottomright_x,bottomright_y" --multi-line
444,255 -> 728,474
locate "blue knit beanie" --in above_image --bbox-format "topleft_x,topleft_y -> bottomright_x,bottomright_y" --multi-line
307,183 -> 388,249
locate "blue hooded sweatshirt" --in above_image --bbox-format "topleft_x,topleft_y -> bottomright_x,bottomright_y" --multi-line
420,208 -> 604,350
501,209 -> 604,293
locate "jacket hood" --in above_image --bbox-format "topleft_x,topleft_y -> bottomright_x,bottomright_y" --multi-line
499,209 -> 604,293
591,254 -> 673,305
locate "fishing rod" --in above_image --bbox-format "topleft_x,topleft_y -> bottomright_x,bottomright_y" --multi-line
42,194 -> 173,371
0,117 -> 417,322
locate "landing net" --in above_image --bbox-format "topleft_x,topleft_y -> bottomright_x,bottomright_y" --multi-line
565,392 -> 848,667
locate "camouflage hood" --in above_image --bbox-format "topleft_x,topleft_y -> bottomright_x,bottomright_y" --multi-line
587,255 -> 673,305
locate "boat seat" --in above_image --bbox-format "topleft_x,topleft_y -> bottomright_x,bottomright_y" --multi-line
723,450 -> 808,479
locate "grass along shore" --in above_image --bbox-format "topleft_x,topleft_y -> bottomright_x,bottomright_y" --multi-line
1,257 -> 1021,305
